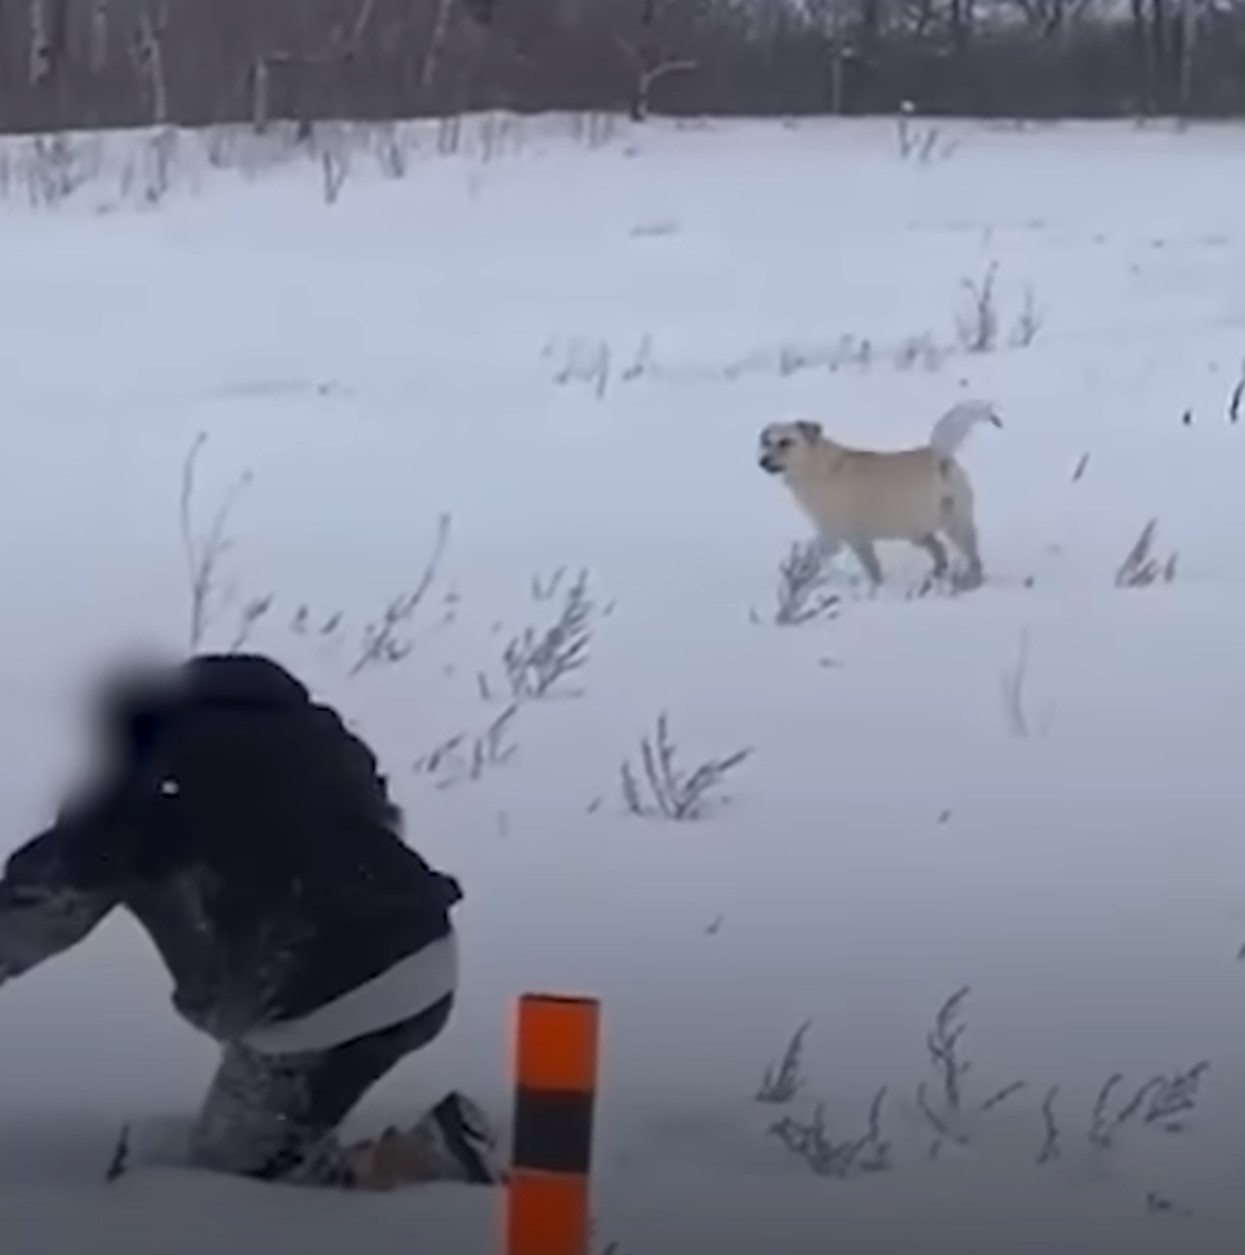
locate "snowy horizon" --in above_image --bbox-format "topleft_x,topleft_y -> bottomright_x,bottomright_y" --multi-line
0,112 -> 1243,1253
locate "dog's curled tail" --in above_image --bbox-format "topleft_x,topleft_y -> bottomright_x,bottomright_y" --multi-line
928,399 -> 1002,458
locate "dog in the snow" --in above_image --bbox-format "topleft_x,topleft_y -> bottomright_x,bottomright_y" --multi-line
757,399 -> 1002,589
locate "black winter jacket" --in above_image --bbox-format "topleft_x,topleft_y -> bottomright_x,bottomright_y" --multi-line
0,654 -> 462,1042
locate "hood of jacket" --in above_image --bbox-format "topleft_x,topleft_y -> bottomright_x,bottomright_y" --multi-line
93,653 -> 310,761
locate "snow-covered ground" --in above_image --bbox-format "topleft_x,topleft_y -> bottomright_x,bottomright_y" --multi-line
1,113 -> 1245,1253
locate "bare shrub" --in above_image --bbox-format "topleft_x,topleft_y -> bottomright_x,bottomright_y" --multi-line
290,604 -> 344,638
482,567 -> 599,701
1115,519 -> 1178,588
436,114 -> 463,156
747,986 -> 1212,1192
956,261 -> 1000,353
133,126 -> 178,204
619,712 -> 751,821
179,431 -> 260,652
478,112 -> 524,162
1146,1191 -> 1194,1218
720,335 -> 874,382
320,144 -> 349,204
549,337 -> 612,398
914,987 -> 1026,1158
229,594 -> 276,650
349,512 -> 452,675
24,134 -> 94,207
769,1089 -> 893,1178
922,986 -> 971,1118
104,1123 -> 130,1183
777,337 -> 872,376
893,332 -> 949,371
756,1020 -> 813,1104
478,112 -> 503,162
1036,1086 -> 1062,1164
204,126 -> 240,170
621,334 -> 654,382
1088,1063 -> 1210,1150
754,541 -> 840,627
413,703 -> 520,790
372,123 -> 411,179
1009,285 -> 1044,347
895,103 -> 959,163
614,328 -> 956,391
201,123 -> 303,178
999,629 -> 1053,738
571,112 -> 618,150
1229,372 -> 1243,424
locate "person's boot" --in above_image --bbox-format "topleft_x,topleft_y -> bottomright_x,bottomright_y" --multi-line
346,1092 -> 504,1189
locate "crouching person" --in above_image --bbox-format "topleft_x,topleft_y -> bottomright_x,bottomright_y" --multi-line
0,653 -> 500,1189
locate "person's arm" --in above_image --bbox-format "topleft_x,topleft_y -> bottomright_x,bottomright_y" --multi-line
0,785 -> 131,986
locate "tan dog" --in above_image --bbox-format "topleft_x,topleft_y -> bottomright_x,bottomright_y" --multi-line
758,400 -> 1002,589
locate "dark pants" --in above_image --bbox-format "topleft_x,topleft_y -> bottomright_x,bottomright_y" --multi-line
189,995 -> 454,1185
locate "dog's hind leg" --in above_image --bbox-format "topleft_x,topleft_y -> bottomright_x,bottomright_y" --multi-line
847,540 -> 884,587
915,533 -> 949,578
944,514 -> 984,589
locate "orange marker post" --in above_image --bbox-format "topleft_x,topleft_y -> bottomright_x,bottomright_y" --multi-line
505,993 -> 601,1255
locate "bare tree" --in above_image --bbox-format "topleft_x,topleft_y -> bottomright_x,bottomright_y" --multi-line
251,55 -> 272,132
89,0 -> 110,75
949,0 -> 977,54
616,38 -> 696,120
27,0 -> 68,87
421,0 -> 460,91
28,0 -> 52,85
813,0 -> 853,114
132,2 -> 169,125
1,0 -> 1245,134
1177,0 -> 1198,117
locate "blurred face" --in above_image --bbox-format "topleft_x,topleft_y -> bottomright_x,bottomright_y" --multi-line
86,654 -> 181,766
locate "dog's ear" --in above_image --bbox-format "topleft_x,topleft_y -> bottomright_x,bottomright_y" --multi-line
796,420 -> 823,442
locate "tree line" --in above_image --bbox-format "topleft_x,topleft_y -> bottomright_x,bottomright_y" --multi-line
1,0 -> 1242,134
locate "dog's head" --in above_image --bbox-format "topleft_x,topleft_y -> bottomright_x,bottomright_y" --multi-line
758,420 -> 823,475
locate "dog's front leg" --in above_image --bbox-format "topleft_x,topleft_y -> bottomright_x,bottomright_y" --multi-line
814,533 -> 842,567
846,540 -> 884,587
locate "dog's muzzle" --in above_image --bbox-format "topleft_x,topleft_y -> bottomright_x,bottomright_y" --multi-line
758,453 -> 782,474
